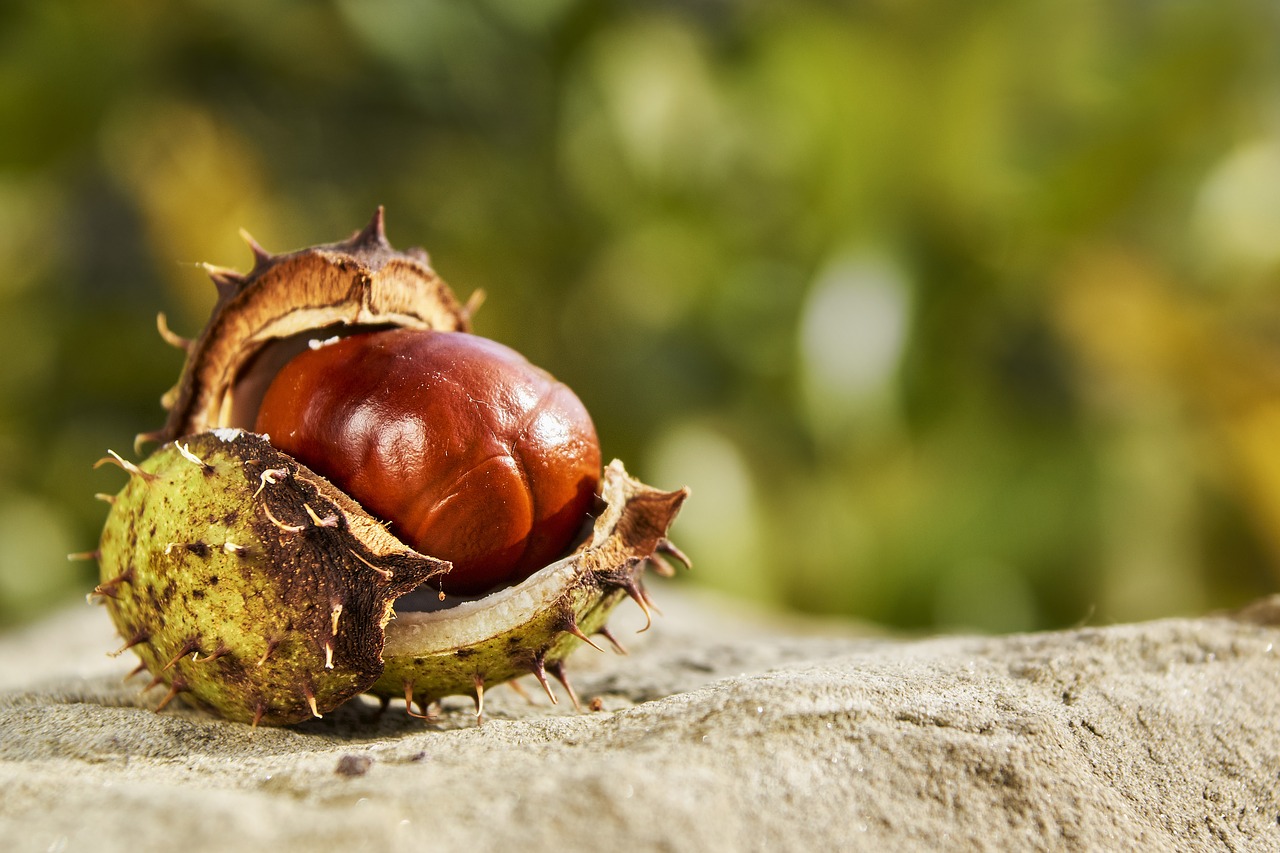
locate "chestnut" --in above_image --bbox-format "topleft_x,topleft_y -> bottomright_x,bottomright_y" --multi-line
91,210 -> 688,726
254,327 -> 601,595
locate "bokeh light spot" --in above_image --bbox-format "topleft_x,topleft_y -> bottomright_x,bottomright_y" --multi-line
799,254 -> 910,434
647,422 -> 772,602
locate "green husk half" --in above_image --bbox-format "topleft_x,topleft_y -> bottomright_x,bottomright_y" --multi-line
97,431 -> 684,725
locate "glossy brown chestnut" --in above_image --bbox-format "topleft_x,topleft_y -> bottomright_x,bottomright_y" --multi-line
254,328 -> 601,595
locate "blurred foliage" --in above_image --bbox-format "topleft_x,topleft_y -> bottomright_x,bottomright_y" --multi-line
2,0 -> 1280,632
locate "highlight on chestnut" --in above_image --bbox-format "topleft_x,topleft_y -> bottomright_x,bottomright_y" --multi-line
88,209 -> 689,726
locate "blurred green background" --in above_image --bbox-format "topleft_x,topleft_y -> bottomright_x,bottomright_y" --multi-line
3,0 -> 1280,633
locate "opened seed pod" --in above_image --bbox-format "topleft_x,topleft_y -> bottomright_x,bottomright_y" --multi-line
91,209 -> 688,726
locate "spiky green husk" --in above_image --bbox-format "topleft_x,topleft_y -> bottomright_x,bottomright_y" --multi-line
97,431 -> 685,725
97,430 -> 444,725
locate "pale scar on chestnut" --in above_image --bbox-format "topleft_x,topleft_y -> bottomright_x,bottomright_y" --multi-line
87,208 -> 689,726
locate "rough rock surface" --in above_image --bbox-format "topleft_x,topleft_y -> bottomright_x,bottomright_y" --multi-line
2,589 -> 1279,852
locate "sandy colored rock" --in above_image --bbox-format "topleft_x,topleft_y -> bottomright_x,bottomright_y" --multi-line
2,588 -> 1279,852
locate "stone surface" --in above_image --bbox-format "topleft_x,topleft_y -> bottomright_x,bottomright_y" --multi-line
2,589 -> 1279,852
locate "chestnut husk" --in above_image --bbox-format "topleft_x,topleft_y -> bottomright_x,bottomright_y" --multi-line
92,210 -> 687,726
